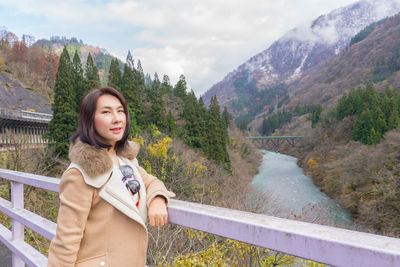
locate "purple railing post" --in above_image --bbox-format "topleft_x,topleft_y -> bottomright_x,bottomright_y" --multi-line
11,181 -> 24,267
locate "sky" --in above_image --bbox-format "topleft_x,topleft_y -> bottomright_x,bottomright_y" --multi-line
0,0 -> 358,96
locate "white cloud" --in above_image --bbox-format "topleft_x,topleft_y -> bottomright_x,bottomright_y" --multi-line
0,0 -> 359,95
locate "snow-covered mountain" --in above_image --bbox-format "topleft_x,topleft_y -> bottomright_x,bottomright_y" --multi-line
203,0 -> 400,110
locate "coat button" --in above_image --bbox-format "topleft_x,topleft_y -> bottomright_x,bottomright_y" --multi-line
100,261 -> 105,266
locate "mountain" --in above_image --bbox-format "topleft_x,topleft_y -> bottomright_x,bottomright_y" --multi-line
247,11 -> 400,133
284,13 -> 400,108
203,0 -> 400,118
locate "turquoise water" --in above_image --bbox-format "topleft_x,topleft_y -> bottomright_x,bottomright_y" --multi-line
250,150 -> 353,227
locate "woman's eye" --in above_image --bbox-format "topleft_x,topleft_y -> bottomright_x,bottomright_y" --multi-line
102,111 -> 110,114
118,110 -> 125,113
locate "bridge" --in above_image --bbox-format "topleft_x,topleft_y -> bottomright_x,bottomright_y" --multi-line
0,107 -> 52,147
0,168 -> 399,266
248,136 -> 305,151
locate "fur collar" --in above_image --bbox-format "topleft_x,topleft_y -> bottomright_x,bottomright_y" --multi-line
69,140 -> 140,178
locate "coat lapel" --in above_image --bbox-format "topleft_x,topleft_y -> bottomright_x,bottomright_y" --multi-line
99,168 -> 146,229
119,157 -> 147,222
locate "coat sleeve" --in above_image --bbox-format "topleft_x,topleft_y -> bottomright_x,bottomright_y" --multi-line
48,168 -> 95,267
135,164 -> 175,207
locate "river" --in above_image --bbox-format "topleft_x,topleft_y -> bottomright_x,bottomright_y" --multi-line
250,150 -> 353,227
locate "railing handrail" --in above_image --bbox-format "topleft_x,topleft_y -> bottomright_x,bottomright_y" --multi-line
0,168 -> 400,267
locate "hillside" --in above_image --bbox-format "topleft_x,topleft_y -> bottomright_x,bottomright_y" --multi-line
0,29 -> 122,110
203,0 -> 400,120
284,13 -> 400,109
34,37 -> 120,85
0,72 -> 51,113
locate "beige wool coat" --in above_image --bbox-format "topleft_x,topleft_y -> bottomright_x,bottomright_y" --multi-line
48,140 -> 175,267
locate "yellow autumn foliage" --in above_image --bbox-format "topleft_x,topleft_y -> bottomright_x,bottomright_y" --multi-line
149,124 -> 162,137
142,159 -> 152,174
188,161 -> 208,176
308,157 -> 318,170
164,230 -> 299,267
271,129 -> 280,136
146,137 -> 173,180
148,137 -> 172,160
0,152 -> 7,168
131,135 -> 145,146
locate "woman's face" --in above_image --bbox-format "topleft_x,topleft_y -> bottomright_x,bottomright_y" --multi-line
94,94 -> 126,147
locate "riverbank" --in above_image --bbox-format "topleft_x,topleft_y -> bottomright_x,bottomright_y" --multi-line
250,150 -> 353,227
280,120 -> 400,237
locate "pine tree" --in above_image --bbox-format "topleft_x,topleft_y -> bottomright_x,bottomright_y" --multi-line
310,104 -> 322,128
222,106 -> 231,129
129,109 -> 141,137
85,53 -> 100,92
373,107 -> 387,138
197,96 -> 209,151
161,74 -> 172,95
121,63 -> 145,127
361,83 -> 379,111
72,50 -> 85,108
387,106 -> 400,130
183,91 -> 203,148
221,106 -> 231,143
352,109 -> 374,144
166,110 -> 177,136
47,47 -> 77,157
144,73 -> 152,87
367,127 -> 379,145
136,59 -> 145,84
206,96 -> 231,170
148,73 -> 166,129
108,58 -> 122,90
173,74 -> 187,99
126,50 -> 134,69
150,72 -> 160,98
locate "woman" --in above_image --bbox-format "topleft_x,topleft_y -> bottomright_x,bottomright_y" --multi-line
48,87 -> 175,267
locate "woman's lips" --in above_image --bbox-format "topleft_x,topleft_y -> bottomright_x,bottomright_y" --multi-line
110,127 -> 122,133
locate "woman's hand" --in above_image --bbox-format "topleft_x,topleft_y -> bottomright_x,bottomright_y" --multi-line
148,196 -> 168,227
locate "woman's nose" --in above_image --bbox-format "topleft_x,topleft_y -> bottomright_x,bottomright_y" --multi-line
112,111 -> 122,122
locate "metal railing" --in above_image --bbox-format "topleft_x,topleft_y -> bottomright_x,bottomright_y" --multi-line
0,168 -> 399,267
248,136 -> 305,139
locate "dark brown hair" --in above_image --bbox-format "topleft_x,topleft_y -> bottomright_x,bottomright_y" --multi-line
71,86 -> 131,152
